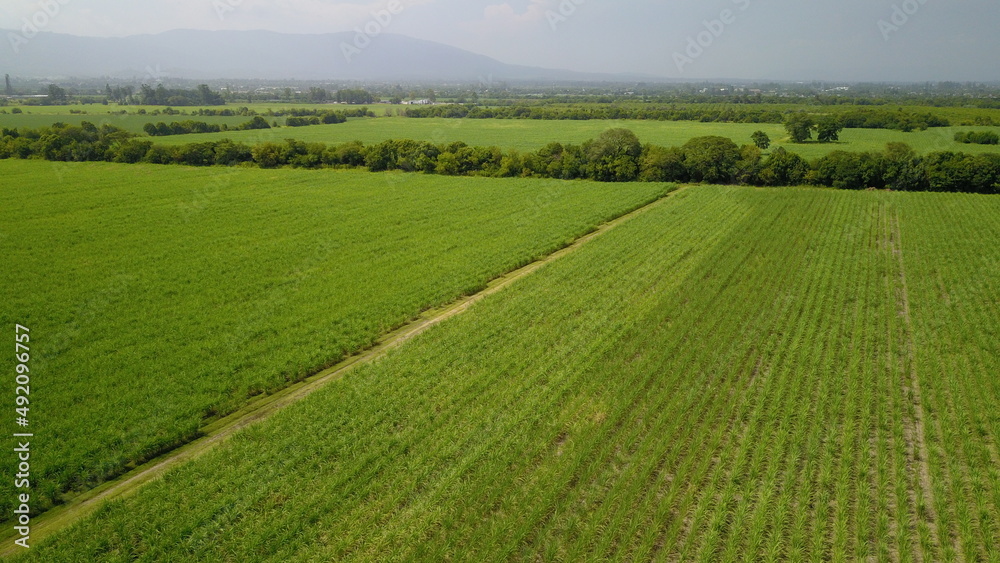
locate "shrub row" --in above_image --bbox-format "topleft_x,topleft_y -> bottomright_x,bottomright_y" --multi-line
2,124 -> 997,194
954,130 -> 1000,145
400,105 -> 950,131
142,112 -> 352,137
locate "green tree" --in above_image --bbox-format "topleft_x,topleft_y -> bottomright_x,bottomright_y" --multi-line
583,128 -> 642,182
497,150 -> 523,177
309,87 -> 329,103
883,143 -> 926,191
46,84 -> 68,105
252,143 -> 286,168
734,144 -> 763,185
813,151 -> 886,189
758,147 -> 810,186
240,116 -> 271,130
751,131 -> 771,150
435,152 -> 460,175
784,113 -> 815,143
639,145 -> 688,182
363,141 -> 398,172
196,84 -> 224,105
682,136 -> 741,184
214,140 -> 253,166
112,139 -> 153,164
816,116 -> 844,143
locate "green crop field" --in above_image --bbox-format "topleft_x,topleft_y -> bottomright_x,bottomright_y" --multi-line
0,159 -> 671,519
6,107 -> 1000,158
0,111 -> 253,134
0,103 -> 395,134
15,185 -> 999,561
149,118 -> 1000,158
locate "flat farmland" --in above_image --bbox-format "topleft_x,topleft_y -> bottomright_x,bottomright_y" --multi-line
17,186 -> 1000,561
153,117 -> 1000,158
0,159 -> 671,519
5,108 -> 1000,157
0,103 -> 398,133
0,111 -> 254,134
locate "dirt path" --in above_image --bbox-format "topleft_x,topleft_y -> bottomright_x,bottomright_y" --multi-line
0,186 -> 683,557
890,209 -> 941,560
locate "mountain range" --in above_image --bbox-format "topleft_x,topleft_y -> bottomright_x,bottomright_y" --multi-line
2,29 -> 642,82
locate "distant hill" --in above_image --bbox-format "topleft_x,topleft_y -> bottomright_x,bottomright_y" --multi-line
1,29 -> 630,82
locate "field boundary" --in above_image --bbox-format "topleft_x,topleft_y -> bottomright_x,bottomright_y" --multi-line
890,209 -> 941,559
0,185 -> 683,557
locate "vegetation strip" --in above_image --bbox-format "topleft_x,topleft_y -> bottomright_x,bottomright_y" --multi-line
0,185 -> 678,557
0,161 -> 670,520
4,121 -> 999,192
890,211 -> 941,557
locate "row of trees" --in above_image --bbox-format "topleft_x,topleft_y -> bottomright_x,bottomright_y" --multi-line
784,114 -> 845,143
135,84 -> 225,106
835,108 -> 950,131
2,125 -> 997,194
142,116 -> 273,137
399,105 -> 952,131
141,111 -> 353,136
143,120 -> 226,136
285,112 -> 348,126
259,107 -> 373,118
954,131 -> 1000,145
335,89 -> 375,104
402,104 -> 786,123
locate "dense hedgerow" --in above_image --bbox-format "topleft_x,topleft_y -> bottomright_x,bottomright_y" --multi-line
954,130 -> 1000,145
2,123 -> 998,193
400,105 -> 951,131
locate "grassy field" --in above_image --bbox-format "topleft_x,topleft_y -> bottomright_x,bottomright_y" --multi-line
150,118 -> 1000,158
0,103 -> 395,134
0,159 -> 671,519
5,106 -> 1000,157
16,186 -> 1000,561
0,112 -> 255,134
897,195 -> 1000,561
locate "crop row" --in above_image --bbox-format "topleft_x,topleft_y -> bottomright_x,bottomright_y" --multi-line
896,192 -> 1000,561
20,186 -> 998,560
0,160 -> 671,520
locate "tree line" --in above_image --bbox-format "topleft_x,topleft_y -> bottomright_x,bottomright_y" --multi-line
400,105 -> 950,132
142,117 -> 274,136
954,131 -> 1000,145
2,124 -> 997,194
141,111 -> 352,136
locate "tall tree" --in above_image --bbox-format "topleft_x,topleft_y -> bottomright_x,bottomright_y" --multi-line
784,113 -> 815,143
584,128 -> 642,182
4,74 -> 12,96
46,84 -> 67,104
751,130 -> 771,150
817,116 -> 844,143
682,136 -> 741,184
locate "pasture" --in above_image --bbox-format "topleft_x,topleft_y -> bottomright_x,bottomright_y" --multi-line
0,159 -> 670,518
5,106 -> 1000,158
14,185 -> 1000,561
140,119 -> 1000,158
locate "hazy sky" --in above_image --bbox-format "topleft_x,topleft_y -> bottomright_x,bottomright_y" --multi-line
2,0 -> 997,81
